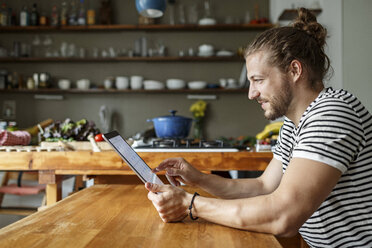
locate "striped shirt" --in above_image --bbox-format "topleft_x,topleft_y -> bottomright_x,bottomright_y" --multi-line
273,87 -> 372,248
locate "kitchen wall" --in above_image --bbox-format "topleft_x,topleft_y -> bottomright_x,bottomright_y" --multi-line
0,0 -> 270,139
270,0 -> 343,90
342,0 -> 372,112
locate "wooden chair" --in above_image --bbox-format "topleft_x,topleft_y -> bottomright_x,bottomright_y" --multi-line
0,171 -> 46,216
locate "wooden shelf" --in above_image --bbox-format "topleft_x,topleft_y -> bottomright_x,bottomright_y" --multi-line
278,9 -> 322,21
0,56 -> 243,63
0,88 -> 248,94
0,23 -> 274,32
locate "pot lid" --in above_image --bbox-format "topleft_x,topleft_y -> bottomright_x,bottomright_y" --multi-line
155,110 -> 192,121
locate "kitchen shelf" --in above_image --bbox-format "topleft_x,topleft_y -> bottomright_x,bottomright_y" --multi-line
0,88 -> 248,94
0,23 -> 274,32
278,9 -> 322,21
0,56 -> 243,63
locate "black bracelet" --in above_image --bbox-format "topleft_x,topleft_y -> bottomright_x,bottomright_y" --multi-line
189,192 -> 199,220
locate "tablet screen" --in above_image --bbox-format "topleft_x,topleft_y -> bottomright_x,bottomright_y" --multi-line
103,131 -> 164,185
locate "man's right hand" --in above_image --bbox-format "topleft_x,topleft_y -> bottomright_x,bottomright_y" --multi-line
153,158 -> 205,187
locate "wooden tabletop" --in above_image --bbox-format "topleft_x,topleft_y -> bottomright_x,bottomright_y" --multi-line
0,184 -> 281,248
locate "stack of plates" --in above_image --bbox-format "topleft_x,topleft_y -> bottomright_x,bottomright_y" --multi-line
144,80 -> 165,90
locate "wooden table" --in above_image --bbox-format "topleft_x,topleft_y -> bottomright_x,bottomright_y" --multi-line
0,151 -> 273,205
0,184 -> 282,248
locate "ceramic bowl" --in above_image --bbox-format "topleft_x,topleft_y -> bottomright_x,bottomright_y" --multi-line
188,81 -> 207,89
58,79 -> 71,90
166,79 -> 186,89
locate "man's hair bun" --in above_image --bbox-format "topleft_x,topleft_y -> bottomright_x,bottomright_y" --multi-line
292,8 -> 327,48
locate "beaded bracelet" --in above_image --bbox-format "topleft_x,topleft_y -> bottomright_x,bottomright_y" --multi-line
189,192 -> 199,220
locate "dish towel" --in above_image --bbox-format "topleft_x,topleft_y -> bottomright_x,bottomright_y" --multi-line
0,130 -> 31,146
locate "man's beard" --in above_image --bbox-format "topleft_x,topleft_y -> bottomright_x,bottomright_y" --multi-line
261,80 -> 292,120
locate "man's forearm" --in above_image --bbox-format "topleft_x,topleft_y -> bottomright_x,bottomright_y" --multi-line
191,193 -> 291,236
197,173 -> 266,199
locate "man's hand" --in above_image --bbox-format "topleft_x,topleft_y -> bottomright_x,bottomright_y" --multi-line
153,158 -> 205,187
145,182 -> 192,223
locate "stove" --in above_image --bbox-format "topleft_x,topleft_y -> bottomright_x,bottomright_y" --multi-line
133,138 -> 239,152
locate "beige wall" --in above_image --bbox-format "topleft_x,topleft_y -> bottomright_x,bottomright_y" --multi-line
0,0 -> 270,139
343,0 -> 372,112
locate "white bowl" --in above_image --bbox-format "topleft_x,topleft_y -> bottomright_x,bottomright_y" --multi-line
166,79 -> 186,89
188,81 -> 207,89
116,76 -> 129,89
58,79 -> 71,90
198,44 -> 214,53
76,79 -> 90,90
144,80 -> 165,90
198,18 -> 217,25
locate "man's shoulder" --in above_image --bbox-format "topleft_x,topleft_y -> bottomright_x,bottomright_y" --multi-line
311,88 -> 362,116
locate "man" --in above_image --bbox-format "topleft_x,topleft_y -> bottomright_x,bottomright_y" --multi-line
145,8 -> 372,248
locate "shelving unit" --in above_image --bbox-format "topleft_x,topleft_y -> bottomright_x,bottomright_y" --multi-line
1,23 -> 270,93
0,88 -> 248,94
0,23 -> 274,32
0,56 -> 243,63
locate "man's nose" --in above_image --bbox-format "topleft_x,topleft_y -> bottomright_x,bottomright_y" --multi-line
248,85 -> 259,100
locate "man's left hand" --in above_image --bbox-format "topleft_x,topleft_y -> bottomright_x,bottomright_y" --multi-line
145,183 -> 192,223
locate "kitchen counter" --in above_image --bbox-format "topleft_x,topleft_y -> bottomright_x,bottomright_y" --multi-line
0,151 -> 272,205
0,184 -> 282,248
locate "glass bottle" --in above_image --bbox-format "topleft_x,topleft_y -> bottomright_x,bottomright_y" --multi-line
69,0 -> 77,25
39,8 -> 48,26
0,3 -> 8,26
51,5 -> 59,26
77,0 -> 86,25
168,0 -> 175,25
20,5 -> 29,26
203,0 -> 212,19
60,1 -> 67,26
9,8 -> 16,26
30,3 -> 39,26
86,0 -> 95,25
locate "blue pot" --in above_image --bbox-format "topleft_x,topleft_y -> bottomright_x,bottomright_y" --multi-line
148,110 -> 192,139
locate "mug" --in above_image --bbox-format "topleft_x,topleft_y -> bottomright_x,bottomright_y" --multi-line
130,75 -> 144,90
104,77 -> 114,89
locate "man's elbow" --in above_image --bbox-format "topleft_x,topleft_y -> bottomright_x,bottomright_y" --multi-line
272,215 -> 300,237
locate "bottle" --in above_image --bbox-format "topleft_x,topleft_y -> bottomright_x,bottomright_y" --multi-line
0,3 -> 7,26
9,8 -> 17,26
39,10 -> 48,26
86,0 -> 95,25
30,3 -> 39,26
60,1 -> 67,26
51,5 -> 59,26
168,0 -> 175,25
20,5 -> 29,26
77,0 -> 86,25
69,0 -> 77,25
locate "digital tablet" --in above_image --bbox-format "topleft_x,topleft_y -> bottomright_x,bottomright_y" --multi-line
103,131 -> 164,185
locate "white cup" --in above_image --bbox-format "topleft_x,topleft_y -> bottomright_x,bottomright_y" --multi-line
227,78 -> 238,88
116,76 -> 129,89
130,75 -> 144,90
76,79 -> 90,90
58,79 -> 71,90
104,78 -> 114,89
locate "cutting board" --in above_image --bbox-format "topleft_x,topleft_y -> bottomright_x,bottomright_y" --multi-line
40,141 -> 113,151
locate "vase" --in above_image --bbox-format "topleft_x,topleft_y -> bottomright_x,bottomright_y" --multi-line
193,118 -> 203,139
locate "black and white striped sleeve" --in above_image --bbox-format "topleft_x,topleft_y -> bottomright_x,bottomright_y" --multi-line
293,101 -> 365,173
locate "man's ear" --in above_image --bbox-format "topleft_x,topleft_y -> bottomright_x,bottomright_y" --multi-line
289,60 -> 303,83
